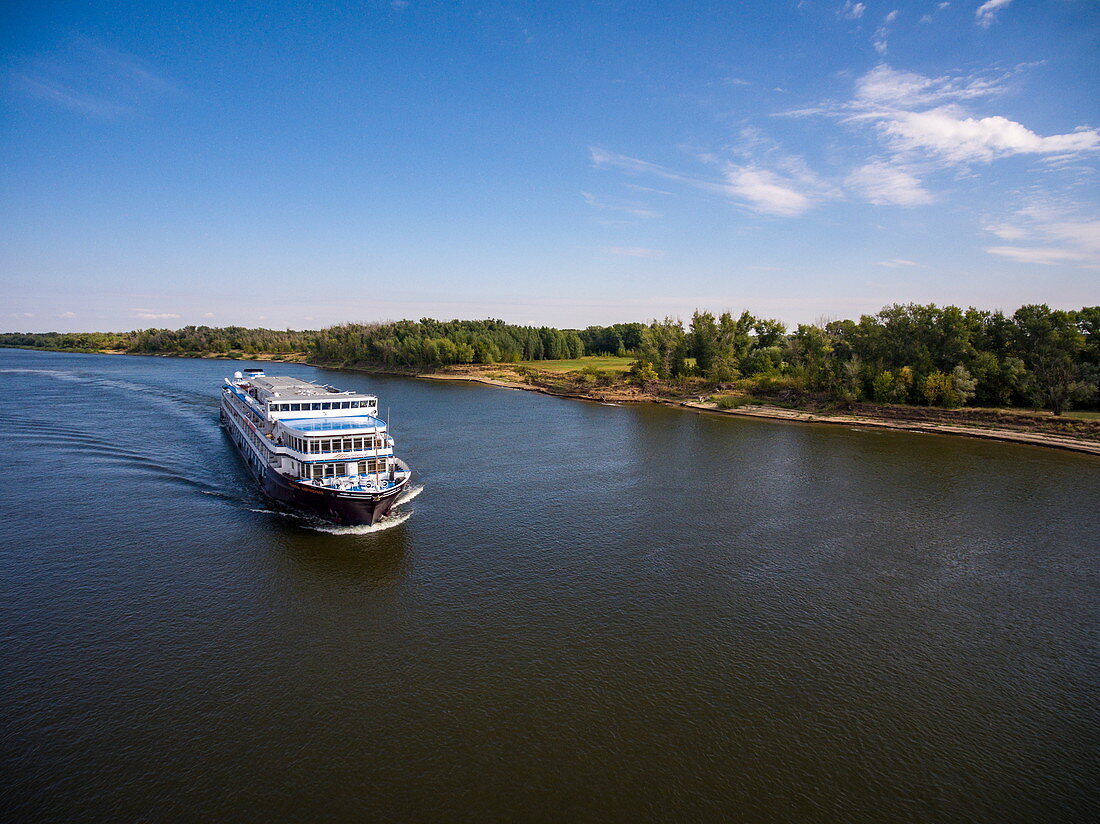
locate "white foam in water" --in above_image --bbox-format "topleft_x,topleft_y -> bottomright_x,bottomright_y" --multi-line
308,508 -> 413,535
396,484 -> 424,506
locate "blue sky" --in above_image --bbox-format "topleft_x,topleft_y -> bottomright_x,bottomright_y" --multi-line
2,0 -> 1097,331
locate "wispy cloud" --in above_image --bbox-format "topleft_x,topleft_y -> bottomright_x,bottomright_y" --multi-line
982,220 -> 1028,241
591,60 -> 1095,224
721,165 -> 816,216
796,64 -> 1100,167
57,311 -> 77,318
982,202 -> 1100,267
11,74 -> 130,117
877,258 -> 920,267
921,2 -> 951,24
881,108 -> 1100,163
851,63 -> 1005,110
10,35 -> 178,118
581,191 -> 660,219
131,308 -> 181,320
845,160 -> 933,205
985,246 -> 1091,265
839,2 -> 866,20
590,145 -> 833,218
601,246 -> 665,258
976,0 -> 1013,28
707,76 -> 752,88
872,10 -> 899,55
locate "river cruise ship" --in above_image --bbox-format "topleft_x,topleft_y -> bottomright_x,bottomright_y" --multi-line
220,369 -> 411,525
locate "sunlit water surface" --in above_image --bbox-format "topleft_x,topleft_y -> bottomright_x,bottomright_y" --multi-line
1,349 -> 1097,822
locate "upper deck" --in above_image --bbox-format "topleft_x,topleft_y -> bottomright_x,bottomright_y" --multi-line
280,415 -> 387,434
228,371 -> 378,421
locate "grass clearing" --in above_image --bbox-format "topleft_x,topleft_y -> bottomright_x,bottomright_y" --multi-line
1065,410 -> 1100,420
517,355 -> 635,373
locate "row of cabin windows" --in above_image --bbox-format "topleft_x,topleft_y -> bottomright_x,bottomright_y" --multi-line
305,459 -> 385,479
287,436 -> 385,453
270,400 -> 373,412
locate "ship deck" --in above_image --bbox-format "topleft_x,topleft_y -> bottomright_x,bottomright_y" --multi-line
296,470 -> 410,493
281,415 -> 387,433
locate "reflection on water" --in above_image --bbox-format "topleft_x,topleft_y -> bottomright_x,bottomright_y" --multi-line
1,348 -> 1097,823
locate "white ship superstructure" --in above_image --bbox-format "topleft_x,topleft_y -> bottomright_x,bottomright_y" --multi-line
220,368 -> 411,524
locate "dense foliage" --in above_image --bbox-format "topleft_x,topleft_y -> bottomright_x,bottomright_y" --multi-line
577,323 -> 645,356
311,319 -> 584,367
0,326 -> 309,355
630,304 -> 1098,414
3,303 -> 1097,413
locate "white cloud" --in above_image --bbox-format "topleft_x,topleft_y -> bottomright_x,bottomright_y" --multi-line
202,312 -> 215,318
882,107 -> 1100,163
589,148 -> 695,188
852,64 -> 1004,110
985,246 -> 1089,265
982,220 -> 1028,241
581,191 -> 660,219
839,2 -> 866,20
1039,219 -> 1100,253
57,311 -> 77,318
976,0 -> 1013,28
805,65 -> 1100,166
922,2 -> 951,23
708,76 -> 751,88
12,36 -> 177,118
873,10 -> 899,55
877,259 -> 920,267
982,204 -> 1100,266
591,146 -> 832,218
602,247 -> 665,258
12,74 -> 129,117
845,160 -> 933,205
722,165 -> 815,216
131,308 -> 180,320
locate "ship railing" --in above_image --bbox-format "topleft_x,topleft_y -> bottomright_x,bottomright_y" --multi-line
297,469 -> 411,491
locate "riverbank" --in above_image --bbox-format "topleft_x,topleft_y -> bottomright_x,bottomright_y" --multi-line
323,361 -> 1100,457
678,401 -> 1100,456
6,346 -> 1098,456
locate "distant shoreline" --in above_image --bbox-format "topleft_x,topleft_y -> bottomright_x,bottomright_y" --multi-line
5,345 -> 1099,457
323,361 -> 1100,458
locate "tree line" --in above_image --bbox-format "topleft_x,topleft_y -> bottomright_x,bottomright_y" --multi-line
631,303 -> 1098,414
2,303 -> 1096,413
310,319 -> 585,367
0,326 -> 307,355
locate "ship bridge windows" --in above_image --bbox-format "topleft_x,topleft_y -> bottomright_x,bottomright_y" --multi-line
289,435 -> 384,454
276,399 -> 373,412
305,459 -> 385,480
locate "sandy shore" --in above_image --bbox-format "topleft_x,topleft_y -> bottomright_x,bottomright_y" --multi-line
402,371 -> 1100,457
679,401 -> 1100,456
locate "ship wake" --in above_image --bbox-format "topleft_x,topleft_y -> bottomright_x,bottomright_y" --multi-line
306,508 -> 413,534
395,484 -> 424,506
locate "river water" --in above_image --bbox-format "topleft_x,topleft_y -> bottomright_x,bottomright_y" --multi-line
1,348 -> 1096,822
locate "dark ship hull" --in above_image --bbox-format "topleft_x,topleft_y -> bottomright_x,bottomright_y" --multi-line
263,466 -> 405,525
223,412 -> 407,525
